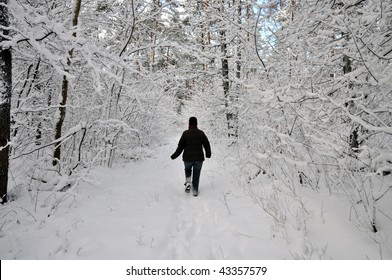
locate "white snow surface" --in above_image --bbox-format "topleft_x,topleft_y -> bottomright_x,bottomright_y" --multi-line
1,138 -> 391,260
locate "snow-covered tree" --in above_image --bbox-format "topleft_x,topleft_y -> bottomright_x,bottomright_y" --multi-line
6,0 -> 178,194
235,0 -> 392,236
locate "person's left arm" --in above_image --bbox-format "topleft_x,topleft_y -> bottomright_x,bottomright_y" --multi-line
203,133 -> 211,158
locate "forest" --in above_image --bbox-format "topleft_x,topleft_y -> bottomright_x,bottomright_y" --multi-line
0,0 -> 391,259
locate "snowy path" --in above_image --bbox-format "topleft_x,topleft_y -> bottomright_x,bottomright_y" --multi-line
0,140 -> 279,259
1,139 -> 391,259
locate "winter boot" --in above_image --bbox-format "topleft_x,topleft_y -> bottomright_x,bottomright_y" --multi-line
184,177 -> 192,193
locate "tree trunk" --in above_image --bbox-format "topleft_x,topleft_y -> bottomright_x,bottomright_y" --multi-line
149,0 -> 160,70
236,2 -> 241,81
53,0 -> 82,166
291,0 -> 296,22
343,54 -> 359,152
219,1 -> 233,138
220,28 -> 232,136
0,0 -> 12,204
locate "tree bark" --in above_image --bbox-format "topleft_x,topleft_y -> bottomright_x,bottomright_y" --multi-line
0,0 -> 12,204
343,50 -> 359,152
53,0 -> 82,165
220,0 -> 237,139
220,28 -> 231,135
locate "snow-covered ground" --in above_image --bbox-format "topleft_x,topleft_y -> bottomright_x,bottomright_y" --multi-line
1,137 -> 391,260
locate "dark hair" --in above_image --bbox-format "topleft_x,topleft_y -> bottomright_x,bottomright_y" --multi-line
189,116 -> 197,125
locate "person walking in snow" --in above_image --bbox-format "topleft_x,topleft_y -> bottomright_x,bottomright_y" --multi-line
171,117 -> 211,196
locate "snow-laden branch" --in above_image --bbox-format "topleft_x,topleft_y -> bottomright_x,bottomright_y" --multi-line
339,101 -> 392,135
119,0 -> 135,57
0,141 -> 11,152
11,123 -> 85,160
344,17 -> 378,83
375,186 -> 392,202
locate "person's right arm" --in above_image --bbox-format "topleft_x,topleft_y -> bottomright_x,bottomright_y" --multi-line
171,133 -> 186,159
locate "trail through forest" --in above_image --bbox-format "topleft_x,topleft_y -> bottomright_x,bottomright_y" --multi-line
1,0 -> 392,262
0,137 -> 391,259
0,138 -> 273,259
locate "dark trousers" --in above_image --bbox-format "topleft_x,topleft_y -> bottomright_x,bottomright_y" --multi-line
184,161 -> 203,191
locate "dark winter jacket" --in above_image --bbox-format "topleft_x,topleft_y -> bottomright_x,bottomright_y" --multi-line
171,127 -> 211,162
